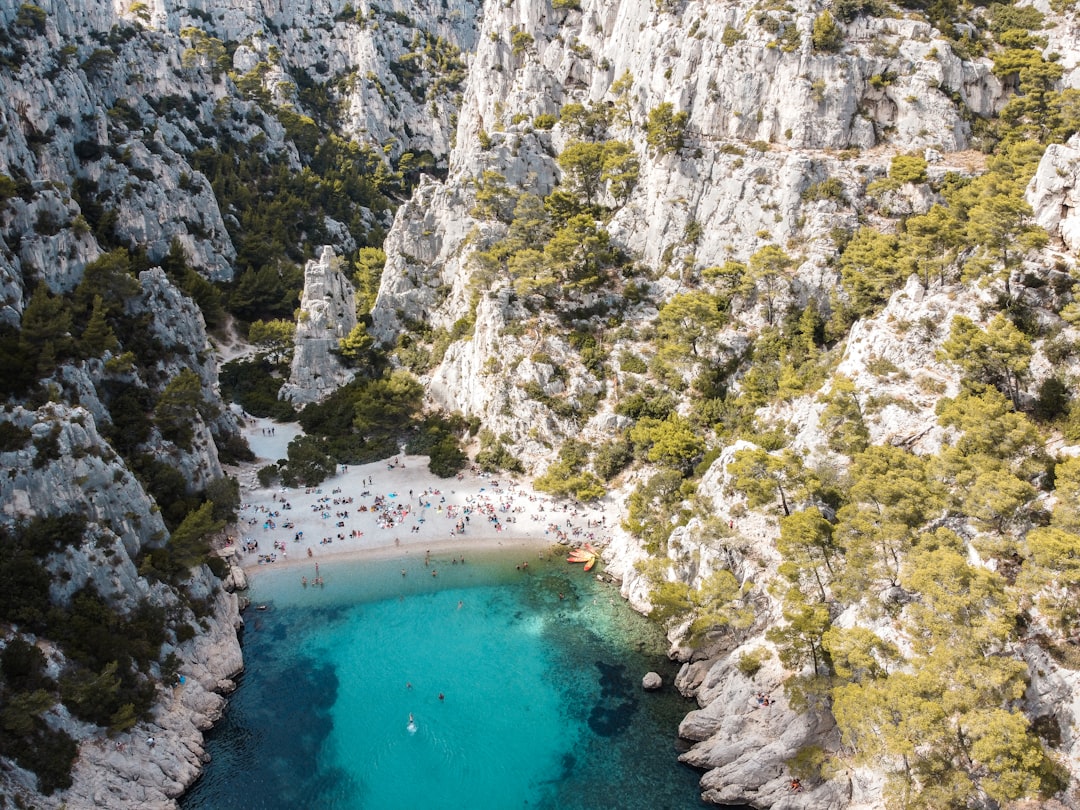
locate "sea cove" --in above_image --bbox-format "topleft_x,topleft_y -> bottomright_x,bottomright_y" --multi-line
182,551 -> 705,810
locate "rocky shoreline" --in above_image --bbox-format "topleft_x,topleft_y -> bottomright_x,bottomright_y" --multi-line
1,567 -> 243,810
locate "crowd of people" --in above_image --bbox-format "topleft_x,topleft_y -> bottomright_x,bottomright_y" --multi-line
234,467 -> 614,566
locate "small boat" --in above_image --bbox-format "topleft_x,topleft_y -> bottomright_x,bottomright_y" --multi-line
255,604 -> 269,611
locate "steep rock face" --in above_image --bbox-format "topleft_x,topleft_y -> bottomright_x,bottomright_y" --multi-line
370,0 -> 1009,444
781,274 -> 981,458
1028,134 -> 1080,255
25,575 -> 243,810
136,268 -> 231,490
0,403 -> 167,557
450,0 -> 1001,173
678,652 -> 850,810
280,245 -> 359,405
0,401 -> 243,809
167,0 -> 481,162
0,0 -> 236,283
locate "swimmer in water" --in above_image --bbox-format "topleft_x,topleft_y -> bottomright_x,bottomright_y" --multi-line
407,713 -> 417,733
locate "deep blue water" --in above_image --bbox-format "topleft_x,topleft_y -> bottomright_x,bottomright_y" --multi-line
181,549 -> 707,809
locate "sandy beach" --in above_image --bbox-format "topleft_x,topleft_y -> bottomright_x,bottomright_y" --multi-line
225,412 -> 616,577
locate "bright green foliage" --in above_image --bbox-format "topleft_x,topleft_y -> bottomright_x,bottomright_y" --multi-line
821,626 -> 899,682
838,227 -> 908,319
890,154 -> 928,184
352,247 -> 386,314
817,375 -> 869,454
727,447 -> 814,516
180,27 -> 229,80
905,546 -> 1018,656
559,102 -> 611,140
654,291 -> 726,359
645,102 -> 688,155
543,214 -> 615,289
610,70 -> 636,129
721,25 -> 744,47
1021,526 -> 1080,626
703,260 -> 746,310
557,140 -> 606,204
836,446 -> 942,596
994,45 -> 1080,143
339,323 -> 374,365
600,140 -> 640,205
1050,456 -> 1080,533
766,587 -> 832,673
746,245 -> 794,325
533,439 -> 607,500
940,314 -> 1032,408
935,387 -> 1041,465
777,507 -> 839,602
962,174 -> 1047,279
510,28 -> 534,56
625,469 -> 691,552
904,204 -> 959,288
629,415 -> 705,472
832,540 -> 1049,808
472,170 -> 515,222
475,430 -> 524,474
962,466 -> 1035,534
811,10 -> 843,52
155,368 -> 213,450
801,176 -> 845,202
248,319 -> 296,360
649,569 -> 753,644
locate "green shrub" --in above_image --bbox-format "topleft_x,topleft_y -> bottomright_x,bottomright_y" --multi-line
811,10 -> 844,52
802,176 -> 845,202
257,464 -> 281,488
511,29 -> 534,56
219,357 -> 297,421
14,3 -> 47,35
888,154 -> 928,185
721,25 -> 744,46
593,436 -> 634,480
0,421 -> 32,451
736,648 -> 767,677
645,103 -> 688,155
427,434 -> 467,477
619,350 -> 648,374
476,437 -> 525,473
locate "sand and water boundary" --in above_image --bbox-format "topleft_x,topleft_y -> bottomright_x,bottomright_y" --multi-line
224,414 -> 615,579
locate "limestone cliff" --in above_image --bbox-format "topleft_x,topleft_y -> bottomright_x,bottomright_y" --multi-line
2,0 -> 1080,806
280,246 -> 358,405
364,0 -> 1080,806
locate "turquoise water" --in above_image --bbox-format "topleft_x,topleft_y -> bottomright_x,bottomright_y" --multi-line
181,550 -> 706,809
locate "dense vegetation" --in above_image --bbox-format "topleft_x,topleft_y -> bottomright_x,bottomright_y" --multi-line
2,0 -> 1080,804
419,4 -> 1080,808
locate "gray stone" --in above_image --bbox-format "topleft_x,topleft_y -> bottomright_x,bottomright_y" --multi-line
642,671 -> 663,690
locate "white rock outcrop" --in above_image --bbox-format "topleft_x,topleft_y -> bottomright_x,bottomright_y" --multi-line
280,246 -> 359,405
1028,134 -> 1080,255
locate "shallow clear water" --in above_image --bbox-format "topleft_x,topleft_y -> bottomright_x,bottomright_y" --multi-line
181,549 -> 706,810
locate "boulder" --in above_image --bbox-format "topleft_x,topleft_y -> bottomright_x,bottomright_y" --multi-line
642,672 -> 663,691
